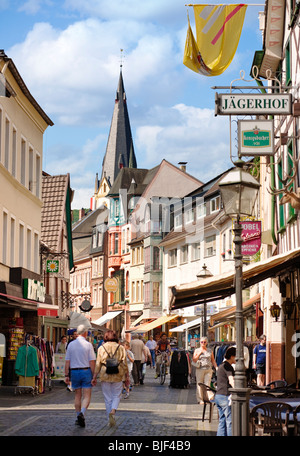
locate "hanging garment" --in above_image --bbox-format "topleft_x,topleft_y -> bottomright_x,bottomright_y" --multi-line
169,350 -> 189,388
15,345 -> 39,377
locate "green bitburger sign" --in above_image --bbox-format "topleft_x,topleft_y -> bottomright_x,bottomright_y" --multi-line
238,120 -> 274,156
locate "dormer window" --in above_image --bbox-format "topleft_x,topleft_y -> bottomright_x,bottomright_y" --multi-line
210,196 -> 220,213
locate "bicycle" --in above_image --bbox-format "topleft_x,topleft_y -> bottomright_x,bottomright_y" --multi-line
158,351 -> 169,385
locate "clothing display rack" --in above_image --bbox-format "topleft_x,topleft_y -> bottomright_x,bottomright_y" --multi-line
14,334 -> 55,396
209,341 -> 259,386
14,339 -> 39,396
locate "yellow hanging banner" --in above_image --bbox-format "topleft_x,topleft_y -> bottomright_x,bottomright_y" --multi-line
183,4 -> 247,76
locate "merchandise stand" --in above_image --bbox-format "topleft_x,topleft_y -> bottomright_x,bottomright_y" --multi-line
14,334 -> 54,396
14,340 -> 38,396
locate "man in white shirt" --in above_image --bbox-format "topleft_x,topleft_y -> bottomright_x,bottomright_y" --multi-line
65,324 -> 96,428
146,335 -> 157,368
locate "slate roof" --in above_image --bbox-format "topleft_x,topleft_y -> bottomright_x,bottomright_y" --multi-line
101,70 -> 137,185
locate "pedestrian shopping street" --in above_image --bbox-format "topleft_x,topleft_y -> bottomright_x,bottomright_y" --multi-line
0,367 -> 217,437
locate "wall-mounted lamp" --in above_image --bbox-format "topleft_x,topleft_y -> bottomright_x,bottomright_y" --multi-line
270,302 -> 281,321
281,298 -> 295,320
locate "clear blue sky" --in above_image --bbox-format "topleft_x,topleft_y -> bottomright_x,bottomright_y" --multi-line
1,0 -> 265,208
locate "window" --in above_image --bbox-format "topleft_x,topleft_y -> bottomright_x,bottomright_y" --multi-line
2,212 -> 8,264
185,208 -> 193,224
4,118 -> 9,170
277,160 -> 285,231
174,213 -> 182,228
287,143 -> 296,221
210,196 -> 220,213
12,128 -> 16,178
168,248 -> 177,267
196,202 -> 206,218
153,246 -> 160,270
34,232 -> 39,273
131,281 -> 136,303
114,232 -> 119,254
153,282 -> 160,306
205,235 -> 216,257
36,154 -> 41,197
93,258 -> 98,276
144,246 -> 150,272
144,282 -> 150,306
21,139 -> 26,186
29,147 -> 33,192
126,227 -> 130,253
285,39 -> 291,86
19,223 -> 24,267
27,228 -> 32,270
180,245 -> 188,264
191,242 -> 200,261
10,217 -> 15,267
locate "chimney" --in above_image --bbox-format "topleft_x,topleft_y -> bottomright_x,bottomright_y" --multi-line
178,162 -> 187,172
79,208 -> 86,220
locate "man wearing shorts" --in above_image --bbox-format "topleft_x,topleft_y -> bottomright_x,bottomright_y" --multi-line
65,324 -> 96,427
253,335 -> 267,386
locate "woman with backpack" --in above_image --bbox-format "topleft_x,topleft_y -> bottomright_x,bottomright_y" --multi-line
92,330 -> 128,427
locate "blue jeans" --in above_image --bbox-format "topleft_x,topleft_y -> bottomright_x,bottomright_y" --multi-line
215,394 -> 232,436
150,350 -> 155,367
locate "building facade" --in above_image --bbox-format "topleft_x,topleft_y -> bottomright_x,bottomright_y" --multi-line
0,50 -> 53,385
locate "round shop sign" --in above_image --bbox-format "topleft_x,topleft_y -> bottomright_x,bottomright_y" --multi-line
104,277 -> 118,293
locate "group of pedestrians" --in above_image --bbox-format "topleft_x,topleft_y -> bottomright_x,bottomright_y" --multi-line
64,325 -> 157,428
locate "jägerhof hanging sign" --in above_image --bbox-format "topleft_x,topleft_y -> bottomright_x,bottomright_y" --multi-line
215,93 -> 292,116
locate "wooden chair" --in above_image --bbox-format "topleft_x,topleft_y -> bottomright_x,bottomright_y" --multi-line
198,382 -> 216,422
249,401 -> 293,436
294,404 -> 300,436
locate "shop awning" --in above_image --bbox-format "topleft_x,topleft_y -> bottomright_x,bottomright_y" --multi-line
169,317 -> 202,333
68,311 -> 92,330
92,310 -> 122,327
171,248 -> 300,310
208,321 -> 233,331
37,303 -> 59,317
131,315 -> 178,333
209,293 -> 260,327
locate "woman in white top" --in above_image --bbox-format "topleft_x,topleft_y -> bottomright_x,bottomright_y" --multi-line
192,336 -> 217,403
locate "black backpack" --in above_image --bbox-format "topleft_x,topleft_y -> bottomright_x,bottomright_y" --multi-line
103,345 -> 120,374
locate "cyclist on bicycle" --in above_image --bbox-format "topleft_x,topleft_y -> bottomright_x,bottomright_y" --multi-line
155,333 -> 171,379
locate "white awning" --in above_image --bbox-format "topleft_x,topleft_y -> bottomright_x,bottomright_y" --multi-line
68,311 -> 92,330
169,317 -> 202,333
92,310 -> 122,327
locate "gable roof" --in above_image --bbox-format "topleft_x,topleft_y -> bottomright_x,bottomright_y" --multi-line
0,50 -> 53,126
41,173 -> 74,269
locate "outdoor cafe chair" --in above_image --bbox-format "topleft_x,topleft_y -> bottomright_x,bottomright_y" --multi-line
249,401 -> 293,436
265,380 -> 288,389
294,404 -> 300,436
198,382 -> 217,423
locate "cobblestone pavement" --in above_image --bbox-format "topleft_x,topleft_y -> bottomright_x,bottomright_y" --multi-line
0,367 -> 218,438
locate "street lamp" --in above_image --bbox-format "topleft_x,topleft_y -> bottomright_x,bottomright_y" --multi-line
218,161 -> 260,436
197,264 -> 213,336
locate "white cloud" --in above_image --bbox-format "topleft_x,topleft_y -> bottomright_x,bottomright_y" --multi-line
8,17 -> 183,127
135,104 -> 231,182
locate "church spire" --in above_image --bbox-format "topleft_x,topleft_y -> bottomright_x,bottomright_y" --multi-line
101,64 -> 137,185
